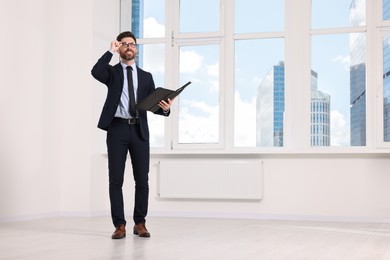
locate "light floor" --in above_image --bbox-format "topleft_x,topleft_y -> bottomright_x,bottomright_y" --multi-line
2,216 -> 390,260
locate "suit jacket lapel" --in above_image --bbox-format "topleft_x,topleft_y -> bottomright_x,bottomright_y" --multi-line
114,63 -> 124,91
136,67 -> 142,98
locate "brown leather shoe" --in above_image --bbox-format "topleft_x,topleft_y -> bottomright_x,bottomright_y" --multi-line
133,223 -> 150,237
111,224 -> 126,239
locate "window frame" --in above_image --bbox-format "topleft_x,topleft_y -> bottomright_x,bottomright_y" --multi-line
374,0 -> 390,148
171,39 -> 226,150
121,0 -> 390,154
168,0 -> 225,150
376,30 -> 390,148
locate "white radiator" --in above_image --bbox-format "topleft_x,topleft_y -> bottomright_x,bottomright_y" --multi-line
157,160 -> 263,200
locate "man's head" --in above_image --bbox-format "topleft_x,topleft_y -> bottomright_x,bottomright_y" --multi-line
116,31 -> 137,43
117,31 -> 137,62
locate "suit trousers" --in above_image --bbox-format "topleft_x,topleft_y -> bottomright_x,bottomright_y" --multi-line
106,120 -> 150,227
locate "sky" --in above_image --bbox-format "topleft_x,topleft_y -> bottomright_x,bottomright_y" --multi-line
131,0 -> 366,148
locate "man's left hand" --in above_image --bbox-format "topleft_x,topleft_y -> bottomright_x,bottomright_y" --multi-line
158,98 -> 174,112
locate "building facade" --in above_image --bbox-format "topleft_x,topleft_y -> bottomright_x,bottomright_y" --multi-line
132,0 -> 144,67
256,62 -> 285,147
349,0 -> 367,145
311,70 -> 331,146
383,1 -> 390,141
256,62 -> 330,147
384,39 -> 390,141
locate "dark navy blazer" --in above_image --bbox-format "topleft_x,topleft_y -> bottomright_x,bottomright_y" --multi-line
91,51 -> 168,141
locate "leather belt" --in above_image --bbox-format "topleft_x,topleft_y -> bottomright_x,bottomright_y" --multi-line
113,117 -> 140,125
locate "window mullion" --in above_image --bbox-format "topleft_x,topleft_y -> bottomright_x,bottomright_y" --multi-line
285,0 -> 312,150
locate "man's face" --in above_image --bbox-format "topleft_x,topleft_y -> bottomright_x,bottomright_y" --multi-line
118,37 -> 137,61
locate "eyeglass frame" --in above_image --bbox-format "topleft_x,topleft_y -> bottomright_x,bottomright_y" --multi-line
120,42 -> 137,48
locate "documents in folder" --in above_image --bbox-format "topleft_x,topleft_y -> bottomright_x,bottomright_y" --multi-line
137,81 -> 191,113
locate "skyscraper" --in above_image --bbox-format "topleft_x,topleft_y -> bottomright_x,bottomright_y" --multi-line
256,62 -> 330,147
349,0 -> 366,146
384,37 -> 390,141
132,0 -> 144,67
256,62 -> 285,147
311,70 -> 331,146
383,2 -> 390,141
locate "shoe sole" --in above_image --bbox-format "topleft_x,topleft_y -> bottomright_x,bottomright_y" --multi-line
111,234 -> 126,239
133,231 -> 150,237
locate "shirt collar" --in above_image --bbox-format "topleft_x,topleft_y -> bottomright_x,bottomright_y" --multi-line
121,62 -> 135,70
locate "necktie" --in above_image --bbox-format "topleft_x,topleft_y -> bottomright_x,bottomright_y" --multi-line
126,66 -> 136,117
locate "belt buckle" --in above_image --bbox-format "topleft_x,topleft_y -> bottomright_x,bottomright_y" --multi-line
128,118 -> 137,124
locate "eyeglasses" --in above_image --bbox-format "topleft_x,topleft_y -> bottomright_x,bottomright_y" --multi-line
120,42 -> 137,48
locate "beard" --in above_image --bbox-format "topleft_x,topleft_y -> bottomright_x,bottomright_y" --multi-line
119,50 -> 135,61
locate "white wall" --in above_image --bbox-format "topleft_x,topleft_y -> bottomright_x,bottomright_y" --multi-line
147,155 -> 390,222
0,0 -> 60,220
1,0 -> 390,223
0,0 -> 112,220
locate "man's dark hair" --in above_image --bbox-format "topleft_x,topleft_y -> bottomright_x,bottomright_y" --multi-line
116,31 -> 137,43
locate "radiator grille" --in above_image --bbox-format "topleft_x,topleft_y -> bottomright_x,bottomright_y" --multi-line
157,160 -> 263,200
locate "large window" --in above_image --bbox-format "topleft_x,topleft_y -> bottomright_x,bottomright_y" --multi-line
311,0 -> 366,147
234,1 -> 285,148
234,39 -> 284,147
381,0 -> 390,144
173,0 -> 223,148
121,0 -> 389,153
384,36 -> 390,142
142,44 -> 166,147
178,44 -> 220,144
234,0 -> 284,33
121,0 -> 166,148
384,0 -> 390,20
179,0 -> 220,33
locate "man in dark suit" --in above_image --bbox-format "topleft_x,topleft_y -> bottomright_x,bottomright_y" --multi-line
91,31 -> 173,239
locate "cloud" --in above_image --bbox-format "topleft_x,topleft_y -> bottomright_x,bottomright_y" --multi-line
178,99 -> 219,143
142,44 -> 165,74
234,91 -> 257,147
144,17 -> 165,38
180,50 -> 203,74
252,75 -> 263,86
140,18 -> 166,74
148,91 -> 257,146
147,113 -> 165,147
332,55 -> 351,70
208,79 -> 219,93
182,99 -> 216,114
177,91 -> 256,146
330,110 -> 350,146
207,63 -> 219,77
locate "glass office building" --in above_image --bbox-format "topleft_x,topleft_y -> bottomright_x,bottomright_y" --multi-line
256,62 -> 285,147
132,0 -> 144,67
384,39 -> 390,141
384,1 -> 390,141
349,0 -> 366,145
256,62 -> 330,147
311,70 -> 331,146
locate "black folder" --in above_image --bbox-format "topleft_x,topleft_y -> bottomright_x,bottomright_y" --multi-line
137,81 -> 191,112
